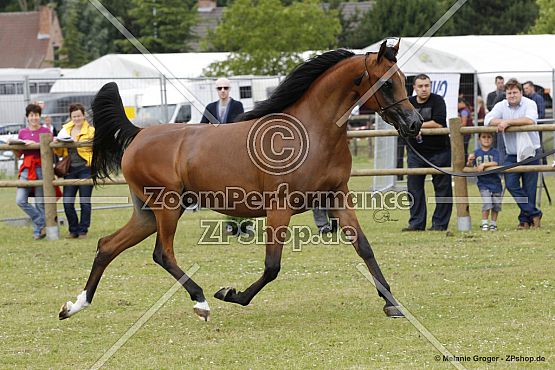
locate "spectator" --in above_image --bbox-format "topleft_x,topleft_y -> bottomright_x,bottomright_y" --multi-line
523,81 -> 545,119
402,74 -> 452,232
54,103 -> 95,239
458,97 -> 472,160
15,104 -> 52,240
200,77 -> 244,124
200,78 -> 249,235
42,115 -> 58,136
485,78 -> 542,229
467,132 -> 502,231
486,76 -> 506,111
523,81 -> 548,168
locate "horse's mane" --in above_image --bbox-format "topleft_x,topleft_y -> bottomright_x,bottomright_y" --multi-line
238,49 -> 355,121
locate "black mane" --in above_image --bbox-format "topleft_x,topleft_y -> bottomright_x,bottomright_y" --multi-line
238,49 -> 355,121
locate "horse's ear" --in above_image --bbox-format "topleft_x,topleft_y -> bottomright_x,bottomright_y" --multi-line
377,40 -> 387,62
393,39 -> 400,57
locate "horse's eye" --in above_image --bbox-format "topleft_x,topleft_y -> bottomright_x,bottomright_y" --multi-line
383,80 -> 392,88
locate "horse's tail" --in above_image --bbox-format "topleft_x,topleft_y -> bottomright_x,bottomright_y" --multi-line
91,82 -> 141,185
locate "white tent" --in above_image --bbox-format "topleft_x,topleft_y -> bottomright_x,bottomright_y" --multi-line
365,35 -> 555,99
50,52 -> 230,92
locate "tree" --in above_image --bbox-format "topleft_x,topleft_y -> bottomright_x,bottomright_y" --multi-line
79,0 -> 135,58
345,0 -> 446,49
445,0 -> 538,35
344,0 -> 540,48
56,0 -> 90,67
202,0 -> 341,76
118,0 -> 197,53
529,0 -> 555,34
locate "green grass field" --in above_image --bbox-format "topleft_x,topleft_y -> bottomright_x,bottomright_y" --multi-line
1,146 -> 554,369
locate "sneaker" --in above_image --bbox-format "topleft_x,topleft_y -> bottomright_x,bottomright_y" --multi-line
489,225 -> 497,231
65,233 -> 79,239
481,224 -> 489,231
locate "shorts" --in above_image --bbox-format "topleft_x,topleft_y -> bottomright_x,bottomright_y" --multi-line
480,188 -> 502,212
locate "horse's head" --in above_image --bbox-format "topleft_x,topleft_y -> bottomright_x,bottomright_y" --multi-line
357,40 -> 422,138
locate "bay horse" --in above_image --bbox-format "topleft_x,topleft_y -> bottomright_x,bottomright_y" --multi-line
59,40 -> 422,321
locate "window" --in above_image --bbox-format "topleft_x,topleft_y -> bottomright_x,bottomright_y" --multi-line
38,83 -> 52,93
175,104 -> 191,123
0,83 -> 15,95
239,86 -> 252,99
29,83 -> 38,94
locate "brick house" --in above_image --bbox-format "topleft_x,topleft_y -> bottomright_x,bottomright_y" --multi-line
0,6 -> 63,68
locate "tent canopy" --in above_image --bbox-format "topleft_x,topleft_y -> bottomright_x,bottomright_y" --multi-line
365,35 -> 555,98
50,52 -> 230,92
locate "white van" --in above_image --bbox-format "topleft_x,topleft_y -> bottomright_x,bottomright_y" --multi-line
131,77 -> 280,127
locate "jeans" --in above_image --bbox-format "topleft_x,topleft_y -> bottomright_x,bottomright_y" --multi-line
407,148 -> 453,230
503,153 -> 541,224
16,167 -> 45,237
63,166 -> 93,235
313,208 -> 330,228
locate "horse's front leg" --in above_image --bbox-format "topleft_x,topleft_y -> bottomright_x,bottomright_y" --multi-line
331,206 -> 404,318
214,208 -> 292,306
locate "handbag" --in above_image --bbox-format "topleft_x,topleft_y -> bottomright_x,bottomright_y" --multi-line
54,156 -> 71,177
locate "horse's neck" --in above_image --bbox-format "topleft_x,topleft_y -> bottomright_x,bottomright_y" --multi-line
292,59 -> 362,136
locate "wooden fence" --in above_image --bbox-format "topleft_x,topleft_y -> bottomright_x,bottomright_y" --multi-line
0,119 -> 554,238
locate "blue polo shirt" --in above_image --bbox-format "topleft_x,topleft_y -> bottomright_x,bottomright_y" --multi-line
473,147 -> 503,193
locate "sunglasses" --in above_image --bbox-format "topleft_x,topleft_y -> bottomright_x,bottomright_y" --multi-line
216,86 -> 229,91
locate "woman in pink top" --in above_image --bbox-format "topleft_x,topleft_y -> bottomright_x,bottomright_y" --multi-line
15,104 -> 52,240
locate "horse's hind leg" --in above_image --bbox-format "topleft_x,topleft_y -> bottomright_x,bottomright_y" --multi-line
330,204 -> 403,318
214,208 -> 292,306
152,208 -> 210,321
59,194 -> 157,320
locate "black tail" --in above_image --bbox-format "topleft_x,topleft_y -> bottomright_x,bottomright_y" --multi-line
91,82 -> 141,184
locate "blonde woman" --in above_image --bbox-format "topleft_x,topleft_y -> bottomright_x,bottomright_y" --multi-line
55,103 -> 95,238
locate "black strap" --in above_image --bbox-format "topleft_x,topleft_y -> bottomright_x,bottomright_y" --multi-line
404,140 -> 555,177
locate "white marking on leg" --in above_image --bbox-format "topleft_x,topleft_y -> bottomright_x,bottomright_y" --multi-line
194,300 -> 210,311
65,291 -> 90,317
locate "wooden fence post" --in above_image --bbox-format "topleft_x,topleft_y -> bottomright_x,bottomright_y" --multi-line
40,134 -> 59,240
449,117 -> 471,231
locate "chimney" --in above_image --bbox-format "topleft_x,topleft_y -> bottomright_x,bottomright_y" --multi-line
37,6 -> 51,40
198,0 -> 216,12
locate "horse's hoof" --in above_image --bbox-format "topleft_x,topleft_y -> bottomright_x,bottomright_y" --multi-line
383,304 -> 404,318
193,301 -> 211,321
193,308 -> 211,321
59,302 -> 71,320
214,287 -> 236,301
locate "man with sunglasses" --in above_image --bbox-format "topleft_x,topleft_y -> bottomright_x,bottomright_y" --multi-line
200,77 -> 244,124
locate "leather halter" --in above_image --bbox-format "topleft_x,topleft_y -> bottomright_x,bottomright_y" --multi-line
362,53 -> 409,115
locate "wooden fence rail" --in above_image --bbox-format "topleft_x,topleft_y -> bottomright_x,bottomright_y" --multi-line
0,120 -> 553,237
